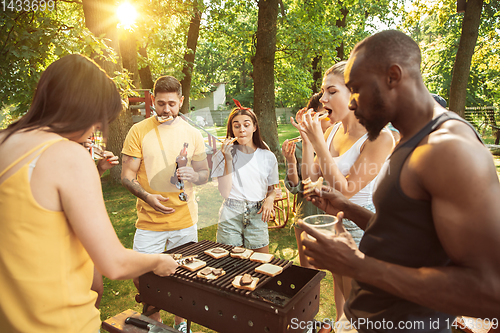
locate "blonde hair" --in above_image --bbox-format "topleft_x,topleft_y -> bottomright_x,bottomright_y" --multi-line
324,60 -> 347,78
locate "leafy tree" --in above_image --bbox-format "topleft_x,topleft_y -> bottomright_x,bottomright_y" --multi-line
400,0 -> 499,114
191,0 -> 257,106
0,1 -> 114,117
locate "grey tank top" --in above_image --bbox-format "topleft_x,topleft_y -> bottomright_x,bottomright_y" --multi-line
345,112 -> 482,332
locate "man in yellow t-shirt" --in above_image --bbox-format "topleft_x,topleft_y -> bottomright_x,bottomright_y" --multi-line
121,75 -> 209,331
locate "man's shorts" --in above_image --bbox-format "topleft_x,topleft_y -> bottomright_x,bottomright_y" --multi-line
133,224 -> 198,254
217,198 -> 269,250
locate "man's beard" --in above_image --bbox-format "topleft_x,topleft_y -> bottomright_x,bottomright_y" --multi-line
361,86 -> 389,141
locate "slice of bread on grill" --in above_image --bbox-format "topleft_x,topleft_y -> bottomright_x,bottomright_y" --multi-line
181,258 -> 206,272
204,247 -> 229,259
170,253 -> 183,260
196,267 -> 226,280
249,252 -> 274,263
232,274 -> 260,291
230,247 -> 254,260
255,263 -> 283,277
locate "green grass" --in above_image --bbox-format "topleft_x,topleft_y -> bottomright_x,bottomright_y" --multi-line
99,182 -> 143,322
277,123 -> 300,144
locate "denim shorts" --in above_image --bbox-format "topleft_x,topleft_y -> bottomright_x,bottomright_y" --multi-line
343,202 -> 375,247
217,198 -> 269,249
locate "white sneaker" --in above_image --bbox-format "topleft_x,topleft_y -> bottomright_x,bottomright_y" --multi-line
173,321 -> 192,333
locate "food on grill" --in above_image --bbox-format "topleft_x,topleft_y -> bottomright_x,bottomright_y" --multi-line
197,267 -> 226,280
230,247 -> 254,260
302,176 -> 324,195
175,255 -> 199,266
231,247 -> 245,254
249,252 -> 274,263
204,247 -> 229,259
232,274 -> 259,291
255,263 -> 283,277
158,115 -> 173,123
181,258 -> 206,272
199,267 -> 213,276
171,254 -> 183,260
241,274 -> 253,285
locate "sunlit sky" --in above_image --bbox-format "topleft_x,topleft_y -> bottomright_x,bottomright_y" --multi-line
116,2 -> 138,30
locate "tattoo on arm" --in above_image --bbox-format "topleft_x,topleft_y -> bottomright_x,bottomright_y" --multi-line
122,177 -> 149,202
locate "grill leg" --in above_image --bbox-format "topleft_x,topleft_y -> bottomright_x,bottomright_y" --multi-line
187,320 -> 191,332
142,304 -> 161,317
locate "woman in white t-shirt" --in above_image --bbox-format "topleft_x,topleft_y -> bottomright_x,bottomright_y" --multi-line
292,61 -> 394,320
211,100 -> 279,253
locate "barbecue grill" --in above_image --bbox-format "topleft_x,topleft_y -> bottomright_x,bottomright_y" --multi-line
138,240 -> 326,333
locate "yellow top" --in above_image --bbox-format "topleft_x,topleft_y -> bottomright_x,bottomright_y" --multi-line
0,139 -> 99,333
122,117 -> 207,231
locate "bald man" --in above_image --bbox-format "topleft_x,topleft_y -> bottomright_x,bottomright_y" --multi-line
299,30 -> 500,332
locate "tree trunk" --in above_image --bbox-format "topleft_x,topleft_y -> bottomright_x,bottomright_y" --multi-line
82,0 -> 121,76
107,109 -> 134,182
120,34 -> 141,88
83,0 -> 132,183
253,0 -> 283,164
180,4 -> 202,115
449,0 -> 483,117
311,55 -> 322,93
138,46 -> 154,90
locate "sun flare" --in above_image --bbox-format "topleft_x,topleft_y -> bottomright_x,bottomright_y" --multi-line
117,2 -> 138,30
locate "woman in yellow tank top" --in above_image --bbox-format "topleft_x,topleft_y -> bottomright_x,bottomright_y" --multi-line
0,54 -> 178,333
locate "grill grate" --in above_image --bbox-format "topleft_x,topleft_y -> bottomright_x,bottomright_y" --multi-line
167,240 -> 292,297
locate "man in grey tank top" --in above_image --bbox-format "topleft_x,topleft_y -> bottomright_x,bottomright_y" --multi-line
298,30 -> 500,332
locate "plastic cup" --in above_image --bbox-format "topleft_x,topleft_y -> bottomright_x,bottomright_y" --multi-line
302,214 -> 338,240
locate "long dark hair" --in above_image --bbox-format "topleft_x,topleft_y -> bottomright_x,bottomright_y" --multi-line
226,107 -> 268,151
1,54 -> 122,144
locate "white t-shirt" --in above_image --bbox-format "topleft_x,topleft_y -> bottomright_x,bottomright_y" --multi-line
211,148 -> 279,202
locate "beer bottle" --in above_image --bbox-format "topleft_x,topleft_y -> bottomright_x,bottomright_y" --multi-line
171,143 -> 188,186
176,143 -> 189,168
